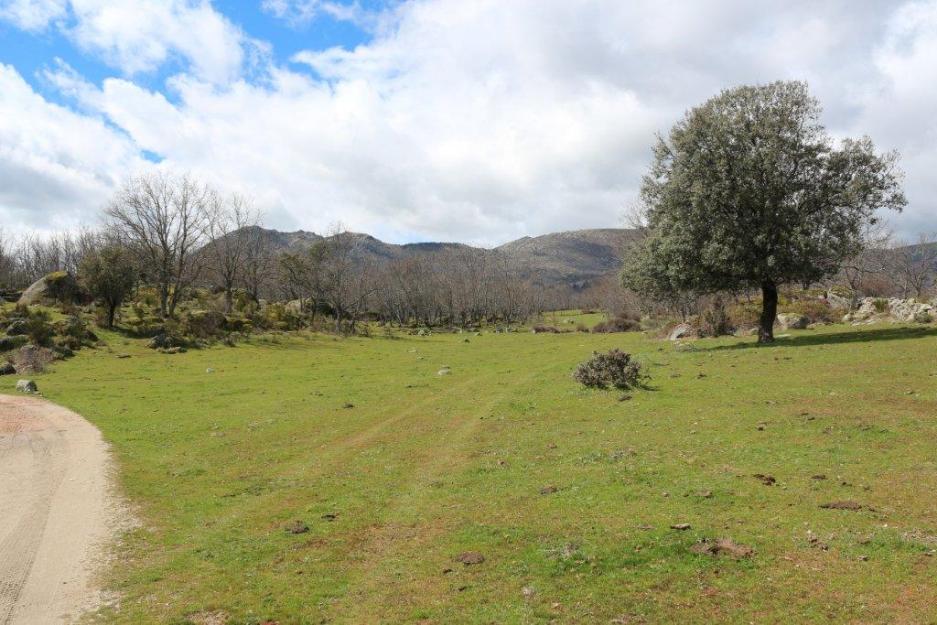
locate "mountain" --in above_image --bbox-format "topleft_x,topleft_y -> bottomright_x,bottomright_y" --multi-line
245,226 -> 638,289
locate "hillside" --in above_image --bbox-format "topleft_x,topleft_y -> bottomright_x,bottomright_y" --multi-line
248,226 -> 638,289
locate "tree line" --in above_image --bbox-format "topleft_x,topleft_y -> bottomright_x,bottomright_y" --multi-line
0,172 -> 549,330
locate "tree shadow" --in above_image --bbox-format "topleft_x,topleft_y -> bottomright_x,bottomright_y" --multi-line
703,325 -> 937,351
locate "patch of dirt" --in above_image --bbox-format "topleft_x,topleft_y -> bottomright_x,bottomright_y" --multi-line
690,538 -> 754,559
539,485 -> 558,495
753,473 -> 776,486
188,610 -> 230,625
285,520 -> 309,534
819,500 -> 867,511
456,551 -> 485,565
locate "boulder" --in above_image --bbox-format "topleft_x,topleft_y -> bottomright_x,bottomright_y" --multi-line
0,362 -> 15,375
5,319 -> 28,336
824,290 -> 852,310
17,271 -> 83,306
668,323 -> 694,341
776,313 -> 809,330
16,379 -> 37,394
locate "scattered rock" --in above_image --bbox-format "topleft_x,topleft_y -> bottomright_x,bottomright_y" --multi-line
670,523 -> 691,531
285,520 -> 309,534
690,538 -> 754,559
858,555 -> 869,562
15,379 -> 37,394
698,490 -> 713,499
753,473 -> 776,486
756,423 -> 767,431
456,551 -> 485,565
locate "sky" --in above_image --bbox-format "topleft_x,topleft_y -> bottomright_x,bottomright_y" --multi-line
0,0 -> 935,245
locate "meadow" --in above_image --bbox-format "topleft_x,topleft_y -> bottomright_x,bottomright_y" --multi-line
4,320 -> 937,624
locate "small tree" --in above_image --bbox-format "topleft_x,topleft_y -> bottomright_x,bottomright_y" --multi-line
80,246 -> 137,328
623,81 -> 905,343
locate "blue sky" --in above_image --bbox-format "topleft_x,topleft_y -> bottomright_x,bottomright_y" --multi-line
1,1 -> 936,245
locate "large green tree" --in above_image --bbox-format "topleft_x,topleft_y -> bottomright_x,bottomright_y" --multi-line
623,81 -> 905,343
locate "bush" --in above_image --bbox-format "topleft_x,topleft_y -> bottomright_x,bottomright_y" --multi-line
698,297 -> 734,337
532,324 -> 561,333
781,298 -> 834,323
592,313 -> 641,333
12,344 -> 55,373
0,335 -> 28,352
573,349 -> 645,390
181,310 -> 226,339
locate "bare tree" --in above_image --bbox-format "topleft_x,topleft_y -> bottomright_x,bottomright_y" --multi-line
205,193 -> 261,312
890,233 -> 937,299
242,225 -> 276,302
105,173 -> 210,317
319,228 -> 376,333
837,220 -> 894,302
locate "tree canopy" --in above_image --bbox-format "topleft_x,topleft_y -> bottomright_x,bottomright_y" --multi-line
623,81 -> 906,342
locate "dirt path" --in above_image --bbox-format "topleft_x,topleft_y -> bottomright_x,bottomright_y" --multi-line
0,394 -> 125,625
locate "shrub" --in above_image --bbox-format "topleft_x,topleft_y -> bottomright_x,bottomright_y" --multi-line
592,314 -> 641,333
22,308 -> 54,346
698,297 -> 734,337
782,298 -> 834,323
12,344 -> 55,373
872,298 -> 889,313
573,349 -> 645,390
0,335 -> 27,352
181,310 -> 226,339
913,311 -> 933,324
532,324 -> 561,333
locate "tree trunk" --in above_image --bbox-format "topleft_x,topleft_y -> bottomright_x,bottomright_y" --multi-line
759,281 -> 778,344
159,285 -> 169,318
224,287 -> 233,314
107,303 -> 117,328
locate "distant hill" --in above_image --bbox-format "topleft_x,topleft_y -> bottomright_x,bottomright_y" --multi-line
243,226 -> 638,289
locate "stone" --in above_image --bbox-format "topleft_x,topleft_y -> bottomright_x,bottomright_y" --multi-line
17,271 -> 82,306
0,362 -> 15,375
16,379 -> 37,393
776,313 -> 809,330
668,323 -> 694,341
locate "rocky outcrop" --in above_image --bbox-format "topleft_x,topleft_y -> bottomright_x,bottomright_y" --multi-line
17,272 -> 83,306
843,297 -> 935,324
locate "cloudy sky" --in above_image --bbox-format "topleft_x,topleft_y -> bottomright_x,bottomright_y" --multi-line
0,0 -> 935,245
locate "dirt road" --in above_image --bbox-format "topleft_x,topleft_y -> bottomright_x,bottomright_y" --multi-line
0,394 -> 125,625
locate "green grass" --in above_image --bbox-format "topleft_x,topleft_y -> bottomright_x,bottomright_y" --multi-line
4,324 -> 937,624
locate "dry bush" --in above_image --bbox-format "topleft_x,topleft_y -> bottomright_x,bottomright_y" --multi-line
573,349 -> 644,390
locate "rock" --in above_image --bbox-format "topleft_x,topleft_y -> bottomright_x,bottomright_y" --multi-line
776,313 -> 809,330
321,513 -> 338,521
670,523 -> 691,531
17,271 -> 82,306
456,551 -> 485,565
437,367 -> 451,376
5,319 -> 28,336
285,520 -> 309,534
0,362 -> 15,375
668,323 -> 694,341
824,290 -> 851,310
16,379 -> 37,394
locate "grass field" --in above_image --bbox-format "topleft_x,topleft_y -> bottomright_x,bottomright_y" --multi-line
4,323 -> 937,624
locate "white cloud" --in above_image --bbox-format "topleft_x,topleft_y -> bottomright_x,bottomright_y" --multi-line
0,64 -> 145,231
3,0 -> 937,243
65,0 -> 248,83
0,0 -> 66,31
261,0 -> 377,28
